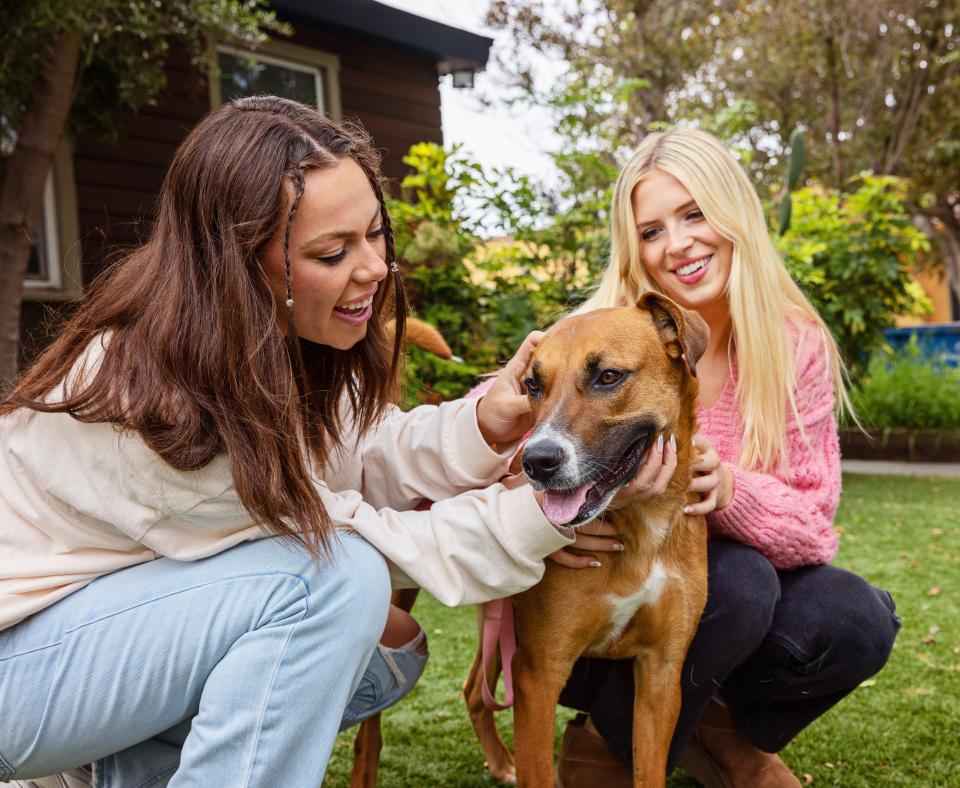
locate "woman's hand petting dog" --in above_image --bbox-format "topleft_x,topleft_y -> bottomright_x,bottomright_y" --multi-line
547,432 -> 735,567
609,431 -> 679,510
684,433 -> 735,515
476,331 -> 545,447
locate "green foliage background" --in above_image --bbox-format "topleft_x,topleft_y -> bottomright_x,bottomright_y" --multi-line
851,341 -> 960,430
777,175 -> 932,374
392,143 -> 934,408
389,143 -> 603,408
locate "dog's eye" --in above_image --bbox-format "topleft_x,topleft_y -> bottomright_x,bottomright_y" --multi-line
596,369 -> 623,387
524,377 -> 542,397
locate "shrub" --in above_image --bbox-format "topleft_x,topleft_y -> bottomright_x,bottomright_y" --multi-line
850,343 -> 960,429
776,176 -> 932,376
388,142 -> 592,406
400,346 -> 483,411
389,144 -> 937,408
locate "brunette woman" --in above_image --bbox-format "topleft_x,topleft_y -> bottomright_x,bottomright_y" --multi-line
0,96 -> 580,787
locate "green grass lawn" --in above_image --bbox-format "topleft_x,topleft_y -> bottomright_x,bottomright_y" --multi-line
324,474 -> 960,787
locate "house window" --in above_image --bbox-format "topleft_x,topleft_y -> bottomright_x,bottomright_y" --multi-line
25,173 -> 61,290
216,47 -> 326,112
22,141 -> 81,302
209,41 -> 341,119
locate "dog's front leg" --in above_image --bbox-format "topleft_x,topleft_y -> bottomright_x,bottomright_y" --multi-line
630,648 -> 684,787
512,648 -> 569,788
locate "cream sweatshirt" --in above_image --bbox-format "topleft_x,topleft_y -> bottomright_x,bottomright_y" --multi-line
0,344 -> 573,632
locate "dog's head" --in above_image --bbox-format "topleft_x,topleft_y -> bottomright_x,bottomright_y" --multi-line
521,293 -> 708,528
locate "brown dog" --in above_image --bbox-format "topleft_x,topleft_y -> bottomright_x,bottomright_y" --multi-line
463,292 -> 710,787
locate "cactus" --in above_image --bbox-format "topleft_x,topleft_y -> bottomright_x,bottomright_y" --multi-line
786,129 -> 806,190
778,193 -> 793,236
778,130 -> 805,235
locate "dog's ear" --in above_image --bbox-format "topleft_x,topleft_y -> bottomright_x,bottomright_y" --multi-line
637,292 -> 710,377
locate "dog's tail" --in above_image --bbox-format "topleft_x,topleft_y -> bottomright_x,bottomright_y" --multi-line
388,317 -> 461,362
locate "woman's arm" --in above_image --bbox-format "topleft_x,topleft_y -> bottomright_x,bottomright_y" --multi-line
331,331 -> 542,510
7,402 -> 573,605
336,397 -> 519,509
708,422 -> 840,569
318,479 -> 573,606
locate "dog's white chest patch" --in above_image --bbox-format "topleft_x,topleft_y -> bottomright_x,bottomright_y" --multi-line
602,561 -> 669,644
644,515 -> 669,542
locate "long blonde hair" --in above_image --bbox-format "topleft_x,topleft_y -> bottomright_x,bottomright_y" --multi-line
578,127 -> 849,472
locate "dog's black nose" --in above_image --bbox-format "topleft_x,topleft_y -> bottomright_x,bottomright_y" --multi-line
522,441 -> 566,483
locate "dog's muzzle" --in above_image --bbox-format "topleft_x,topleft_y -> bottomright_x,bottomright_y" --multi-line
521,441 -> 566,485
522,424 -> 656,529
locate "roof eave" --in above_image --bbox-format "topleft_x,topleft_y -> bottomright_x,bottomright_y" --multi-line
271,0 -> 493,72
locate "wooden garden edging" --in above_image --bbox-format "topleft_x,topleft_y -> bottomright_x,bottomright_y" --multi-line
840,428 -> 960,463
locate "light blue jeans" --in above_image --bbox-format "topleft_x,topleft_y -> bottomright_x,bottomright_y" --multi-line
0,534 -> 427,787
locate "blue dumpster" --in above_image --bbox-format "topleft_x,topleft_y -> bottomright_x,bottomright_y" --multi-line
884,322 -> 960,367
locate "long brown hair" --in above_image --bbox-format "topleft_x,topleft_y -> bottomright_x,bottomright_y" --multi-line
2,96 -> 407,556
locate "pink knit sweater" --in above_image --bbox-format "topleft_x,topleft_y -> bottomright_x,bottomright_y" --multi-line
700,325 -> 841,569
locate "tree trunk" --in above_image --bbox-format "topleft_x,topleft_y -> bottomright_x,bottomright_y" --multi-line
0,29 -> 82,389
882,73 -> 927,176
824,33 -> 844,187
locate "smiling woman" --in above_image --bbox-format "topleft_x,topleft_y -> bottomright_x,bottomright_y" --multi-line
631,171 -> 733,323
0,96 -> 579,787
262,161 -> 389,349
556,127 -> 902,788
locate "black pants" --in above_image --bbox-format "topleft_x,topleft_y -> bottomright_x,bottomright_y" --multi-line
558,539 -> 901,771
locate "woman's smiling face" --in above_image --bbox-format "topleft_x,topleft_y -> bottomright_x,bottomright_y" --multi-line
631,169 -> 733,314
263,158 -> 388,349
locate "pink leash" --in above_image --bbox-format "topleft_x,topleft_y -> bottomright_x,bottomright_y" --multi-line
481,597 -> 517,710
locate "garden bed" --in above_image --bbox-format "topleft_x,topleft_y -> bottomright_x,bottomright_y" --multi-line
840,427 -> 960,462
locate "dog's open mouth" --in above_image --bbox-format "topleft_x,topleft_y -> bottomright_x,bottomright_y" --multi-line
540,430 -> 654,528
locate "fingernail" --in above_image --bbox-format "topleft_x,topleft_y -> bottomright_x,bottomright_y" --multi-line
613,543 -> 624,551
683,505 -> 693,514
589,560 -> 602,568
670,434 -> 677,452
656,433 -> 664,454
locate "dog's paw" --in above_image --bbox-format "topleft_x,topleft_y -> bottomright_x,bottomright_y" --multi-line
485,760 -> 517,785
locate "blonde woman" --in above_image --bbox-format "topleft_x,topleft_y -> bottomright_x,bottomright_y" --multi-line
553,128 -> 901,787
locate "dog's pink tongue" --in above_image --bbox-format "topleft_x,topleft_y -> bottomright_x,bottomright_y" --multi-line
542,485 -> 590,526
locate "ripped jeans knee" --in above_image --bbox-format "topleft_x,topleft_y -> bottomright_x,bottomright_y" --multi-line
339,628 -> 429,731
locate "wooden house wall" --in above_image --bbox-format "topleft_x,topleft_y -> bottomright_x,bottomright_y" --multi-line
72,26 -> 443,286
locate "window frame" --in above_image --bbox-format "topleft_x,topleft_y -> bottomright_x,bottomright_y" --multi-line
209,40 -> 342,119
24,172 -> 61,289
23,141 -> 82,302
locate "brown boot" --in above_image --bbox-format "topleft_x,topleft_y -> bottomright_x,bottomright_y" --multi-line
678,698 -> 801,788
556,713 -> 632,788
